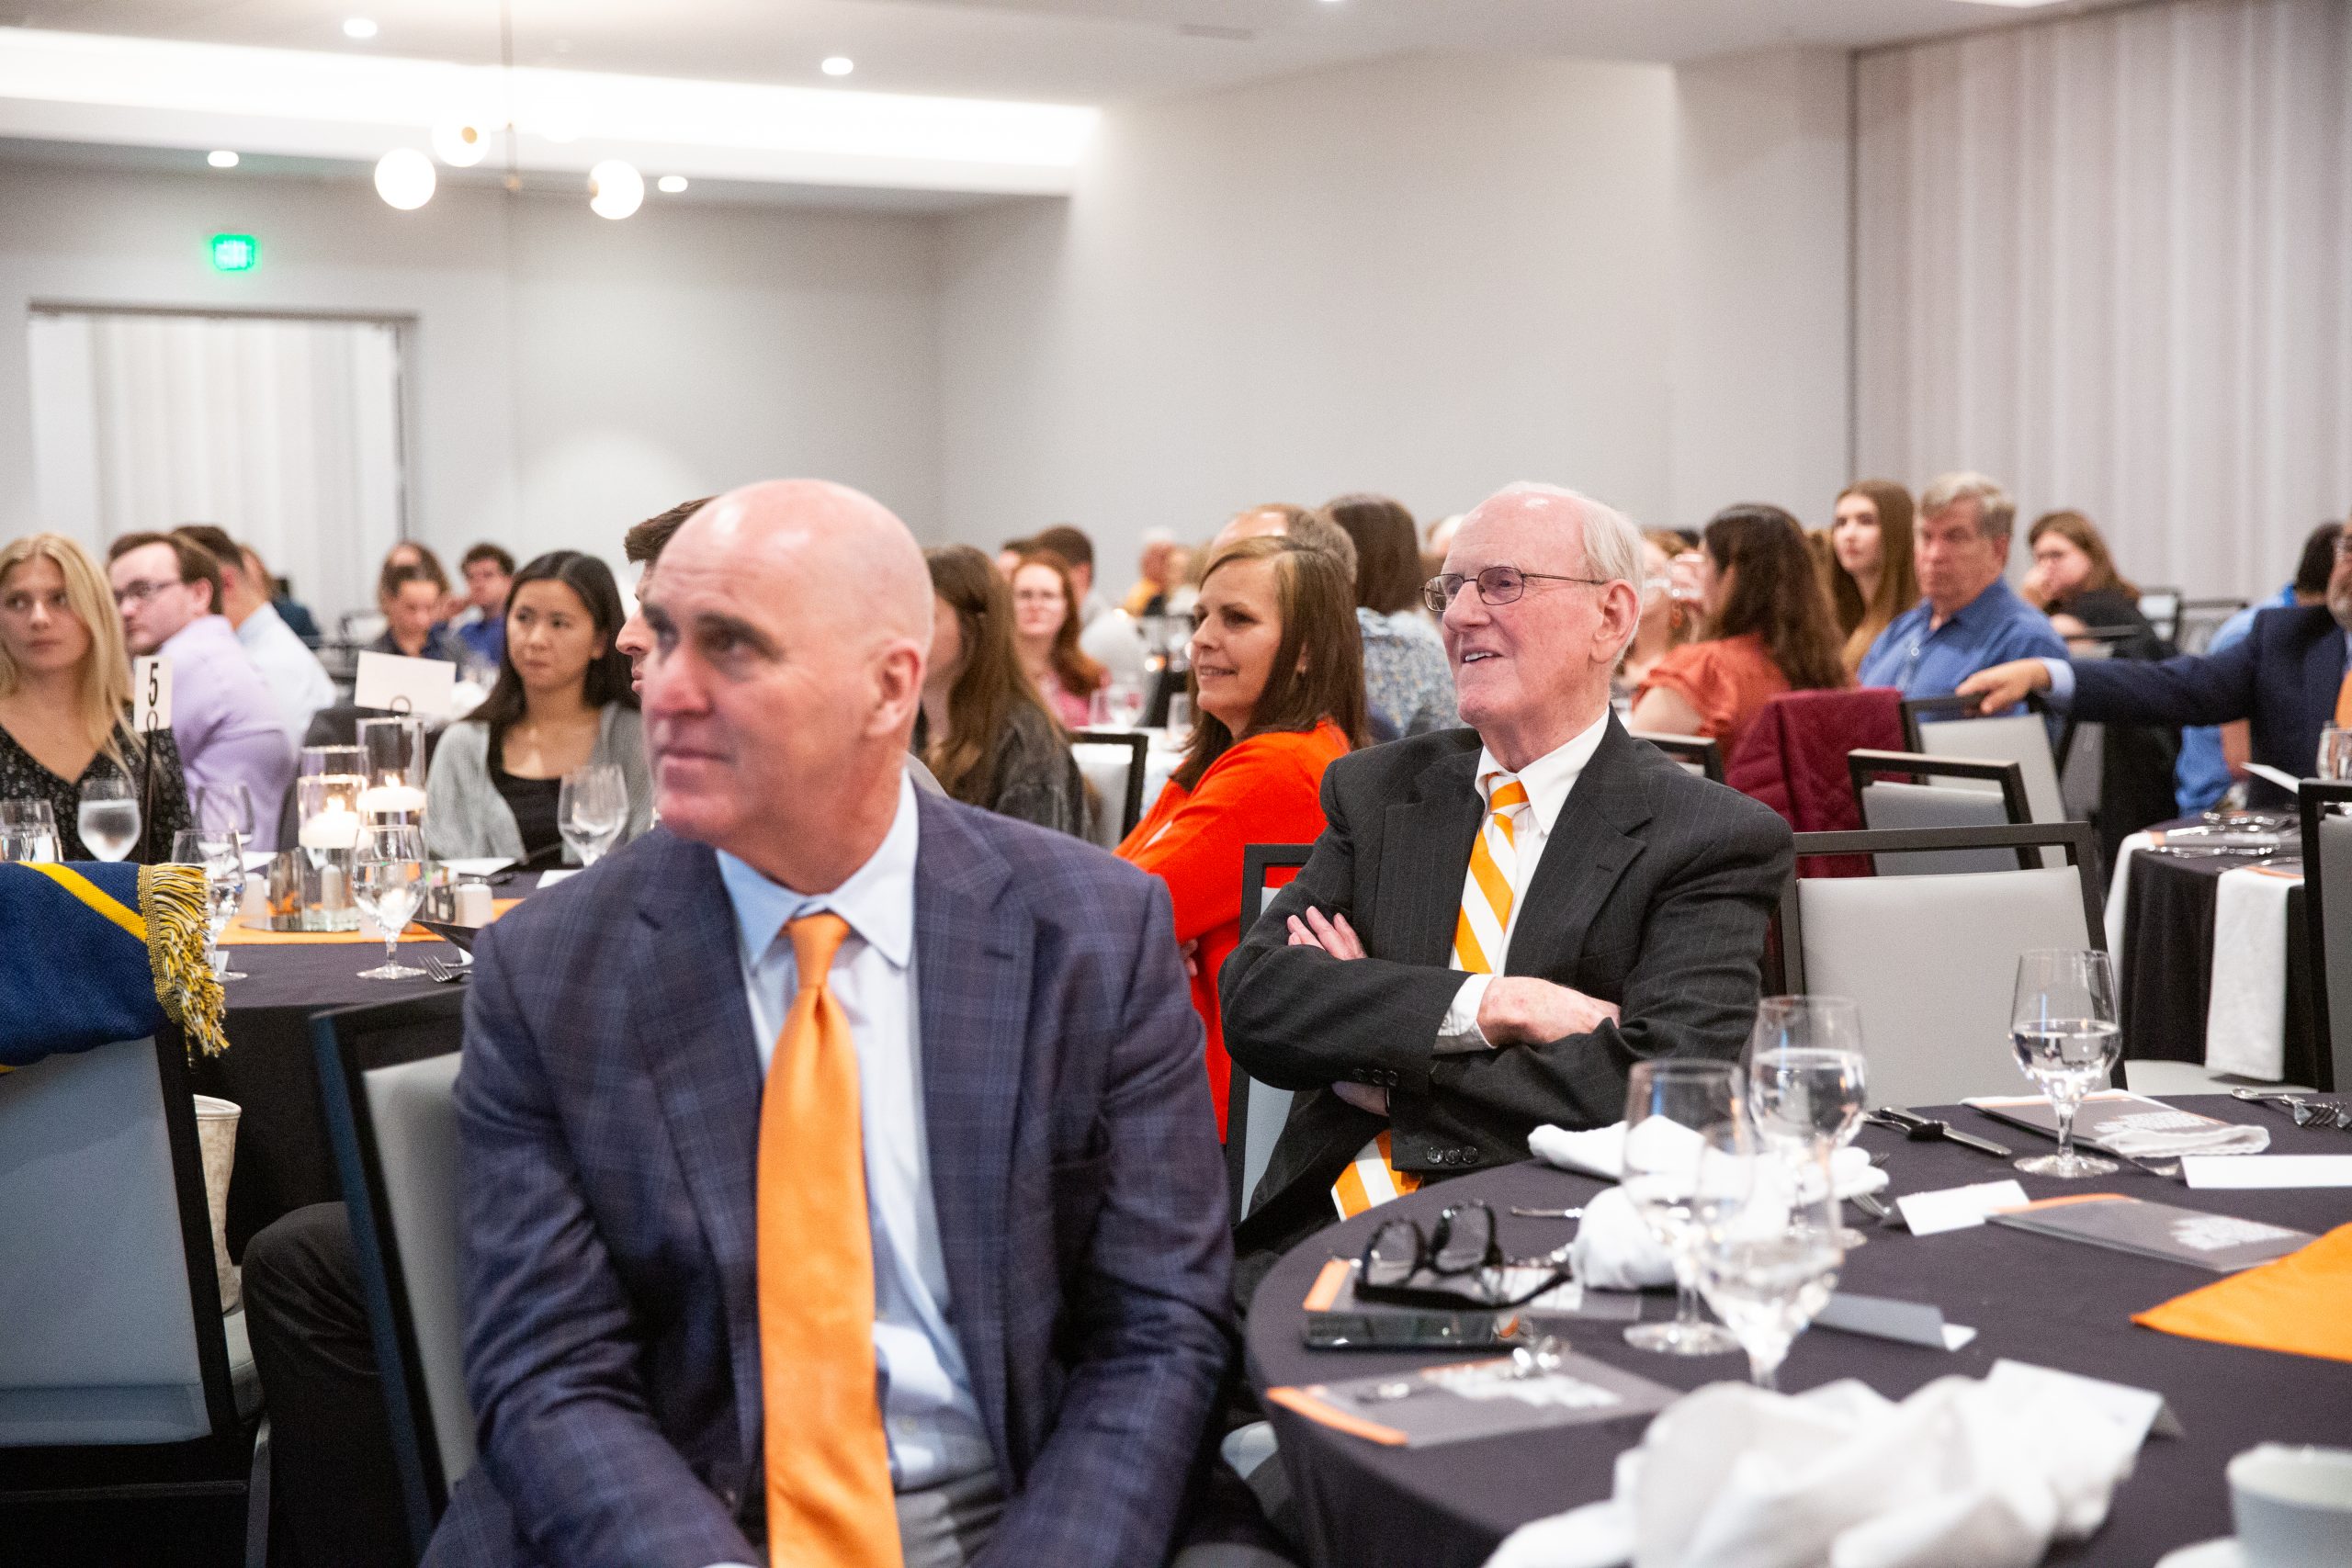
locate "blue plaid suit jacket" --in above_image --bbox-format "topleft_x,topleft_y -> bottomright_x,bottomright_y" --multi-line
424,792 -> 1234,1566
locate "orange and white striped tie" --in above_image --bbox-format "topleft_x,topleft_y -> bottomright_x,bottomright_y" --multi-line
1332,773 -> 1529,1220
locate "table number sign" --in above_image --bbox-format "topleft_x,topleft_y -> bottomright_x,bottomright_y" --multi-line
354,651 -> 457,721
131,656 -> 173,732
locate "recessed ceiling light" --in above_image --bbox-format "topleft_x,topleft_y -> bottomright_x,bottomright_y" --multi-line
207,149 -> 239,168
820,56 -> 854,77
589,160 -> 644,220
657,175 -> 688,194
343,17 -> 378,40
374,148 -> 435,209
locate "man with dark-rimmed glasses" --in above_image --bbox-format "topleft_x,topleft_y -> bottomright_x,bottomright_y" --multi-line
1220,481 -> 1793,1286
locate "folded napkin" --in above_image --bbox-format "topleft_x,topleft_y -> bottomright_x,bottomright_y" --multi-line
1569,1186 -> 1676,1291
1529,1121 -> 1888,1199
2100,1122 -> 2269,1159
1486,1365 -> 2149,1568
2134,1221 -> 2352,1362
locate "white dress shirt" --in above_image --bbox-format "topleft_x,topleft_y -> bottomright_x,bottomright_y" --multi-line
1436,709 -> 1614,1049
713,773 -> 995,1501
234,600 -> 336,745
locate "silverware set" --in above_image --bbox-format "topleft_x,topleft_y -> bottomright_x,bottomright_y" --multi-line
421,949 -> 471,985
2232,1087 -> 2352,1130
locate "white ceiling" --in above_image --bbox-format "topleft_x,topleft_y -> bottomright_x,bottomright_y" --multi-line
7,0 -> 2103,106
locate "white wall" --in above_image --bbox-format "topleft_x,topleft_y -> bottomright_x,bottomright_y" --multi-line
1670,48 -> 1853,529
934,52 -> 1686,568
0,160 -> 941,579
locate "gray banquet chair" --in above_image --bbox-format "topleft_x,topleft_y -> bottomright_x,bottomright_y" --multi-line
1848,750 -> 2033,875
2300,781 -> 2352,1096
1225,842 -> 1317,1223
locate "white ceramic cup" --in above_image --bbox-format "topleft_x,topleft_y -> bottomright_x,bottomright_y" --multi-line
2228,1443 -> 2352,1568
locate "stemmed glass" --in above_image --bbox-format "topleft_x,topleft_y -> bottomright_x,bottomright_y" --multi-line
1747,996 -> 1869,1247
1,798 -> 60,862
77,776 -> 142,863
353,824 -> 428,980
2010,949 -> 2124,1178
171,827 -> 248,981
1620,1058 -> 1745,1357
1691,1125 -> 1845,1391
2318,728 -> 2352,782
558,763 -> 628,867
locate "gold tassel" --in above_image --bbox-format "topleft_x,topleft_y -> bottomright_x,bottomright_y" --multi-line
138,863 -> 229,1059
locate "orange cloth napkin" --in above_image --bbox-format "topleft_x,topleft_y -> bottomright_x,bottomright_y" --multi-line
2134,1221 -> 2352,1363
218,899 -> 520,946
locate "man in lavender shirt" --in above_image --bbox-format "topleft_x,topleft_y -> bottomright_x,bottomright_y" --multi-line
107,531 -> 297,849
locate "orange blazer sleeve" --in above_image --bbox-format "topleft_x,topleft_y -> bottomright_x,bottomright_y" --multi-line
1120,733 -> 1334,946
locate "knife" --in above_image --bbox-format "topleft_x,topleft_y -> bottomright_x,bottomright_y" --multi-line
1871,1107 -> 2012,1159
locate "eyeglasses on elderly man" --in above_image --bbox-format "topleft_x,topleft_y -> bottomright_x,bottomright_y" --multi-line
1421,564 -> 1613,615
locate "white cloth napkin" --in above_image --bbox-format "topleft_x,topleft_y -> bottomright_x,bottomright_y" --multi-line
1485,1365 -> 2149,1568
2100,1120 -> 2269,1158
1568,1186 -> 1677,1291
2205,864 -> 2297,1080
1529,1122 -> 1888,1199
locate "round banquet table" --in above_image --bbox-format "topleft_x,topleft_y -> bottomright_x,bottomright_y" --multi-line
188,870 -> 553,1258
2116,842 -> 2324,1089
1246,1099 -> 2352,1568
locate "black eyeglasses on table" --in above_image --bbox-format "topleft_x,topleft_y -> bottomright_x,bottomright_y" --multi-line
1422,566 -> 1611,615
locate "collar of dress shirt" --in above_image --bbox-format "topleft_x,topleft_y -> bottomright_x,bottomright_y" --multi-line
716,771 -> 919,976
1472,707 -> 1611,839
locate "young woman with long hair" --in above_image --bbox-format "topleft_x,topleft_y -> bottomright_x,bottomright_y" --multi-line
1007,549 -> 1106,728
921,546 -> 1086,834
1823,479 -> 1919,676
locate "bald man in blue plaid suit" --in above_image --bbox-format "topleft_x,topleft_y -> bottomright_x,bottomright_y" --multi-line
425,483 -> 1237,1567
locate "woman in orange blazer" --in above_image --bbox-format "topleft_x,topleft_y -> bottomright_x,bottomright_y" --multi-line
1119,533 -> 1368,1136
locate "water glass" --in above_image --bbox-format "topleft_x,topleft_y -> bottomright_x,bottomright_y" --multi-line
1620,1058 -> 1745,1357
2319,728 -> 2352,782
558,763 -> 629,866
1691,1128 -> 1845,1391
1,798 -> 60,862
2009,948 -> 2124,1178
78,776 -> 142,863
353,823 -> 428,979
195,783 -> 256,841
170,826 -> 248,981
1747,996 -> 1869,1246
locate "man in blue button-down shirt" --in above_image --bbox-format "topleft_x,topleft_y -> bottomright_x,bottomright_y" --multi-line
1857,472 -> 2067,705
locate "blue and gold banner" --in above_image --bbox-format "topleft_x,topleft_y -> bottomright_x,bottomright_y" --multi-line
0,862 -> 227,1068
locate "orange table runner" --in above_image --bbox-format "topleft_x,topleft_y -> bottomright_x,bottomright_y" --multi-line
219,898 -> 520,946
2134,1222 -> 2352,1363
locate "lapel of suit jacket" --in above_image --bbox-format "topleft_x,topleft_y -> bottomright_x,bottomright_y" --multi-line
1378,743 -> 1484,965
628,836 -> 768,1468
910,791 -> 1025,1467
1507,718 -> 1654,976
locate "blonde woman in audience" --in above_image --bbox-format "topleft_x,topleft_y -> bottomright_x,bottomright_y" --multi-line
1007,549 -> 1107,728
1632,504 -> 1848,756
1616,528 -> 1697,696
1823,479 -> 1918,676
0,533 -> 191,860
922,546 -> 1086,833
1117,534 -> 1365,1135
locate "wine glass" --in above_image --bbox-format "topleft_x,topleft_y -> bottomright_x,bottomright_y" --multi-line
1747,996 -> 1869,1247
77,776 -> 142,863
1,798 -> 59,862
353,823 -> 428,980
2319,728 -> 2352,782
1691,1126 -> 1845,1391
558,763 -> 628,867
1619,1058 -> 1745,1357
171,826 -> 248,981
2010,949 -> 2123,1178
195,783 -> 257,852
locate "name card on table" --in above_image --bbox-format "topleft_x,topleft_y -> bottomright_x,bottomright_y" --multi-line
131,656 -> 173,731
355,651 -> 457,721
1895,1179 -> 2030,1236
2184,1155 -> 2352,1189
1815,1292 -> 1978,1351
1985,1359 -> 2183,1444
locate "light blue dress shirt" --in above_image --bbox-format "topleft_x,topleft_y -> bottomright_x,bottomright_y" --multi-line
714,774 -> 995,1497
1857,577 -> 2069,705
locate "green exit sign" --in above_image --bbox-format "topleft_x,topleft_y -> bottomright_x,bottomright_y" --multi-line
209,233 -> 258,272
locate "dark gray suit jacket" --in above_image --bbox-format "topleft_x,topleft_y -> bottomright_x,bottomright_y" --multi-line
1220,719 -> 1793,1262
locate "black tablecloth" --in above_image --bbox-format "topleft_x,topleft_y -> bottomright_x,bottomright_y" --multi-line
1247,1100 -> 2352,1568
2120,847 -> 2323,1089
190,874 -> 549,1257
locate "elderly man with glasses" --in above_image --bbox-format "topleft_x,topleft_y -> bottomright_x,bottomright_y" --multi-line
1219,481 -> 1794,1280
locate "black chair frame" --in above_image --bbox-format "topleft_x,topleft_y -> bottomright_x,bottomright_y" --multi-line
1770,821 -> 2104,994
312,990 -> 469,1563
1846,750 -> 2036,868
1902,691 -> 2083,777
1069,728 -> 1151,843
1224,842 -> 1316,1219
1629,731 -> 1724,784
2297,781 -> 2352,1095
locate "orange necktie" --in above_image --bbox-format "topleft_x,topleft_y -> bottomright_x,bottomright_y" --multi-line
758,912 -> 901,1566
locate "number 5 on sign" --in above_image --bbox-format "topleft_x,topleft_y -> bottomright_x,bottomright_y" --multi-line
132,656 -> 174,732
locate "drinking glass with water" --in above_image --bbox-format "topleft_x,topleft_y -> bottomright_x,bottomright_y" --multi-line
354,823 -> 428,980
77,776 -> 141,862
2009,948 -> 2123,1178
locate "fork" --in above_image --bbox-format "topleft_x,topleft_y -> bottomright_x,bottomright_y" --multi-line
422,953 -> 469,985
1850,1151 -> 1896,1224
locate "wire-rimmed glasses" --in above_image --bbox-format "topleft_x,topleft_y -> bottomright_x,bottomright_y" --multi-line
1421,565 -> 1611,615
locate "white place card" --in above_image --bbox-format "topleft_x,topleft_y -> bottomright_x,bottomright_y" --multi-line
130,655 -> 173,731
1895,1179 -> 2031,1237
1986,1359 -> 2183,1443
537,868 -> 577,886
2183,1154 -> 2352,1189
1815,1292 -> 1978,1350
355,650 -> 457,720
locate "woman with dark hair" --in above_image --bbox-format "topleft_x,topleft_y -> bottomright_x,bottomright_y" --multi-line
1631,503 -> 1847,755
424,549 -> 650,868
920,546 -> 1086,834
1823,479 -> 1919,676
1322,491 -> 1453,739
1008,550 -> 1106,728
1118,535 -> 1366,1134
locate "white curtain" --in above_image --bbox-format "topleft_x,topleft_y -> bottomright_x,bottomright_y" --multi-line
1854,0 -> 2352,602
27,310 -> 407,629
